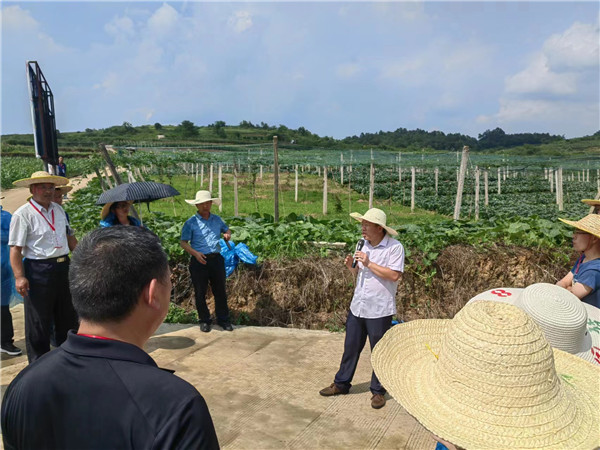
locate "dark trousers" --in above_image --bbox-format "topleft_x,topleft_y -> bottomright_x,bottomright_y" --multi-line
24,258 -> 78,363
334,310 -> 392,395
189,255 -> 230,325
1,305 -> 15,345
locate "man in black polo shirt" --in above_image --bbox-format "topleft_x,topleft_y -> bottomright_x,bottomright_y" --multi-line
1,226 -> 220,449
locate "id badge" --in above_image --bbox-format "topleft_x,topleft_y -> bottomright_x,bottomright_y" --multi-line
53,232 -> 63,249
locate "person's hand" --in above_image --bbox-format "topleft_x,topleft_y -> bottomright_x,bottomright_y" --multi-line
223,230 -> 231,241
344,254 -> 354,269
354,251 -> 370,268
15,276 -> 29,297
195,252 -> 207,265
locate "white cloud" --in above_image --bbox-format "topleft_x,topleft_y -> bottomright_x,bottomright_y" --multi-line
105,15 -> 135,41
336,63 -> 361,79
228,11 -> 253,33
1,5 -> 38,32
505,53 -> 577,96
93,72 -> 119,95
147,3 -> 179,37
544,22 -> 599,71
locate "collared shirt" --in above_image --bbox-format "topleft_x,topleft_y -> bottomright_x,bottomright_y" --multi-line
1,332 -> 219,450
350,234 -> 405,319
8,199 -> 72,259
181,213 -> 228,254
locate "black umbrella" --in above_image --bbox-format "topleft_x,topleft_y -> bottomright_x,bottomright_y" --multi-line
96,182 -> 180,206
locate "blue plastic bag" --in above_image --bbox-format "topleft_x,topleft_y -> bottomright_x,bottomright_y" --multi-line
219,239 -> 258,277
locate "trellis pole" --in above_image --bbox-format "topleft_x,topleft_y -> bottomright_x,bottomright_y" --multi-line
453,146 -> 469,220
233,164 -> 239,216
218,164 -> 223,212
369,163 -> 374,209
209,164 -> 214,193
295,165 -> 299,202
484,170 -> 489,206
475,166 -> 480,220
497,167 -> 501,195
273,136 -> 279,222
411,166 -> 416,213
323,166 -> 328,215
435,168 -> 439,195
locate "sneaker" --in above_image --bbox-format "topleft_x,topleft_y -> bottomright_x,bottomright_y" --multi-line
319,383 -> 349,396
219,323 -> 234,332
371,394 -> 386,409
199,323 -> 211,333
0,343 -> 22,356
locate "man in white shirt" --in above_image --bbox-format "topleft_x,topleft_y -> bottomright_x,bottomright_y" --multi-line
9,171 -> 78,363
320,208 -> 404,409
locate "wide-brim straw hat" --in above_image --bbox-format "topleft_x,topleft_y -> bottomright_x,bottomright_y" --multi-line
468,283 -> 600,365
372,301 -> 600,449
350,208 -> 397,236
13,171 -> 68,188
185,190 -> 221,206
581,199 -> 600,207
55,184 -> 73,194
100,200 -> 133,220
559,214 -> 600,239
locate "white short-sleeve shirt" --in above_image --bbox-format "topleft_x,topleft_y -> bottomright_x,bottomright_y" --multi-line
9,200 -> 72,259
350,234 -> 405,319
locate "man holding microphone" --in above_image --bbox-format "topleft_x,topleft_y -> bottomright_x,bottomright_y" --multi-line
319,208 -> 404,409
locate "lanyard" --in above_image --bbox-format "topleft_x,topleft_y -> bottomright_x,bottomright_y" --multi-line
28,200 -> 55,232
77,334 -> 117,341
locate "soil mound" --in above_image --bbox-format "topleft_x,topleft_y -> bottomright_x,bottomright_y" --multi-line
171,245 -> 572,329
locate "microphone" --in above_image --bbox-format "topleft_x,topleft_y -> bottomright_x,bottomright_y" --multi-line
352,239 -> 365,268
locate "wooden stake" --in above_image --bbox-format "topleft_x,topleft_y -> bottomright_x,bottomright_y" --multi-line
209,164 -> 214,193
294,165 -> 298,202
273,136 -> 279,222
323,166 -> 328,215
411,166 -> 416,213
218,164 -> 223,212
497,167 -> 501,195
233,165 -> 238,216
434,167 -> 438,195
475,166 -> 480,220
453,146 -> 469,220
484,170 -> 489,206
369,163 -> 374,209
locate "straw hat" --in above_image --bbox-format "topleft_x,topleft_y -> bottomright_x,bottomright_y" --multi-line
185,190 -> 221,206
100,201 -> 133,220
468,284 -> 600,365
349,208 -> 397,236
55,184 -> 73,194
13,171 -> 68,188
559,214 -> 600,239
581,199 -> 600,207
372,301 -> 600,449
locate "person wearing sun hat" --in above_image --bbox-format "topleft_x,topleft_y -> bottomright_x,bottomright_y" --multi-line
180,190 -> 233,332
8,171 -> 78,363
581,198 -> 600,214
99,200 -> 141,227
372,300 -> 600,450
468,283 -> 600,365
319,208 -> 404,409
556,214 -> 600,308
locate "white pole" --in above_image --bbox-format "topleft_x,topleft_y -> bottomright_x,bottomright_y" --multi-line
411,166 -> 416,213
323,166 -> 328,215
218,164 -> 223,212
454,146 -> 469,220
295,165 -> 299,202
475,166 -> 480,220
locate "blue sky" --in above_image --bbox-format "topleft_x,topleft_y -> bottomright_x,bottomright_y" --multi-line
2,1 -> 598,139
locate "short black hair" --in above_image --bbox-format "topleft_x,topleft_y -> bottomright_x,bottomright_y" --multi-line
69,226 -> 169,323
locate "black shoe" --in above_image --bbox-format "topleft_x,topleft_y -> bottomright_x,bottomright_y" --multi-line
1,343 -> 22,356
220,323 -> 234,331
199,323 -> 211,333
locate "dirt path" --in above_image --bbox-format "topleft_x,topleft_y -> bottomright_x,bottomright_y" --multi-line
0,173 -> 95,213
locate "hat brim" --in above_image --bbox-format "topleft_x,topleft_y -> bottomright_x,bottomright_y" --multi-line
101,201 -> 133,220
581,199 -> 600,207
559,217 -> 600,239
372,320 -> 600,449
13,175 -> 68,188
55,185 -> 73,194
185,197 -> 221,207
467,287 -> 600,364
349,212 -> 398,236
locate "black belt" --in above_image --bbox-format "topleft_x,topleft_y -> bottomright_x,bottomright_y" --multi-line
27,255 -> 69,264
205,253 -> 221,259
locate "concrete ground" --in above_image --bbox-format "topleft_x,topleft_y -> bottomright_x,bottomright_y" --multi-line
1,305 -> 435,449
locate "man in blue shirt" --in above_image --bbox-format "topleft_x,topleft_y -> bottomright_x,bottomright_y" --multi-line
181,190 -> 233,332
